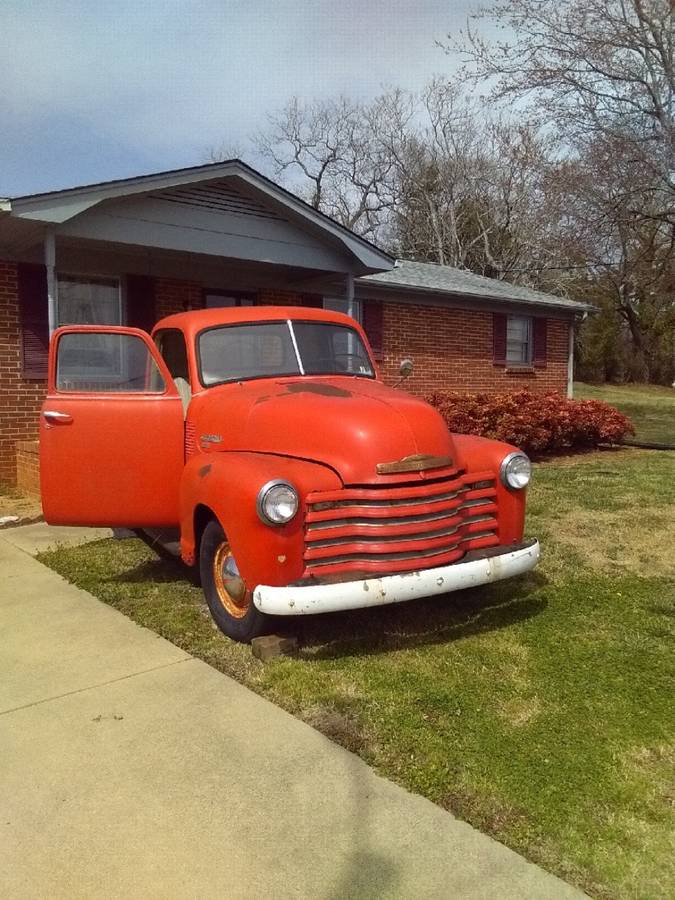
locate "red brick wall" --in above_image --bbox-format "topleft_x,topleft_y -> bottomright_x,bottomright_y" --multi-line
256,289 -> 305,306
0,261 -> 47,485
375,301 -> 569,396
154,278 -> 203,319
16,440 -> 41,495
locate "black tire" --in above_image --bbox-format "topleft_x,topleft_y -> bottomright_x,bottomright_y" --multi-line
199,519 -> 268,643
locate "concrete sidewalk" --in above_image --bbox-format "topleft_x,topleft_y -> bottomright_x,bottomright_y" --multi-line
0,524 -> 584,899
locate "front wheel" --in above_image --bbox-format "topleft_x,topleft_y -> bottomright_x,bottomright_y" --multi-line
199,519 -> 268,643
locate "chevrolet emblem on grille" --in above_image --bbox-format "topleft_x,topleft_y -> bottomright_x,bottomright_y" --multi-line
376,454 -> 453,475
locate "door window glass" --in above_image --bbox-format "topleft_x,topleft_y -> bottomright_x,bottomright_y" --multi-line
56,332 -> 166,393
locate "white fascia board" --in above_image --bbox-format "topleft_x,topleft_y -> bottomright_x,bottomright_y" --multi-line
9,162 -> 243,223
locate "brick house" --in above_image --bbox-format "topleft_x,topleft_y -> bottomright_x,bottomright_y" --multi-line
0,160 -> 589,493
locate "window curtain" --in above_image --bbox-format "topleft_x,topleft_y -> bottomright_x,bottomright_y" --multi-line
57,276 -> 121,326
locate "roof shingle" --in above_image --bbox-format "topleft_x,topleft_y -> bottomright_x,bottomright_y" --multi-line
358,259 -> 592,313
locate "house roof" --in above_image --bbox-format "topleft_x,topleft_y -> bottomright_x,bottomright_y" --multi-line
1,160 -> 395,274
358,259 -> 592,314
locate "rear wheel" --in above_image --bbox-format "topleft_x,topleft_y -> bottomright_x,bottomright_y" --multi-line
199,519 -> 268,643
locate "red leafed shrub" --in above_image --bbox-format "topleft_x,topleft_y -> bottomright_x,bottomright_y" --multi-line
426,389 -> 634,455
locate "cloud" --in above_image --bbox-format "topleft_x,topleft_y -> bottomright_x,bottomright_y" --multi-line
0,0 -> 483,194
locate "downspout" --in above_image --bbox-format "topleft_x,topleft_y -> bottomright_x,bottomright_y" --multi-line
567,318 -> 574,399
567,313 -> 587,399
45,228 -> 57,336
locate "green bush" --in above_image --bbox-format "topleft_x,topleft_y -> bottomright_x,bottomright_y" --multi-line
427,389 -> 634,454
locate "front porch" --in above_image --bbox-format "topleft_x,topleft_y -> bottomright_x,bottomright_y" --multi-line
0,161 -> 394,486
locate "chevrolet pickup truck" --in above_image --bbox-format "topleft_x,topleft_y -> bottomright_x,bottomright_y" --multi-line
40,306 -> 539,641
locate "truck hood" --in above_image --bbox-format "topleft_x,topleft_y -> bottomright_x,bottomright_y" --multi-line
191,377 -> 456,484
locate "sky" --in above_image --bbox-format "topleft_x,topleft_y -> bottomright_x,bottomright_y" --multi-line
0,1 -> 487,197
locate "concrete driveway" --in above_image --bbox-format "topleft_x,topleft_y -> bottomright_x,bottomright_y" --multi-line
0,524 -> 585,899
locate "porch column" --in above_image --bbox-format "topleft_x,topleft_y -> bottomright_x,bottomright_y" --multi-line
45,229 -> 57,335
346,271 -> 355,319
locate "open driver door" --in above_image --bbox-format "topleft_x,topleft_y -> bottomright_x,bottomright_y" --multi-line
40,326 -> 185,528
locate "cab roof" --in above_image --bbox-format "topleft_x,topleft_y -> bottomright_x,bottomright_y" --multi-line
153,305 -> 357,339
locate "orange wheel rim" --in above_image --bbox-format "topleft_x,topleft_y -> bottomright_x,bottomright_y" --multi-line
213,541 -> 250,619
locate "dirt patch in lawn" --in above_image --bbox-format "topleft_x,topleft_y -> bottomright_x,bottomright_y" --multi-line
536,447 -> 641,468
497,695 -> 542,727
0,486 -> 42,524
554,507 -> 675,578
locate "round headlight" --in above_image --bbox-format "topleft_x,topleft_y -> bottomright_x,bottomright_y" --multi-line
257,480 -> 299,525
500,452 -> 532,490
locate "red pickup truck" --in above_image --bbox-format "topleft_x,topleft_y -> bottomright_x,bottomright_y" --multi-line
40,306 -> 539,642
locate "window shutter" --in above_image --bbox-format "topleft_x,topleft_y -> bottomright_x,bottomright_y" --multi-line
126,275 -> 155,332
18,263 -> 49,379
533,318 -> 548,368
301,293 -> 323,308
492,313 -> 507,366
362,299 -> 384,358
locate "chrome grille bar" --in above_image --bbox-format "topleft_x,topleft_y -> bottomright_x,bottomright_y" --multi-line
307,532 -> 498,567
303,474 -> 499,575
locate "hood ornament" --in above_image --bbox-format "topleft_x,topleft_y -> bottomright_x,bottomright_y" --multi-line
376,453 -> 453,475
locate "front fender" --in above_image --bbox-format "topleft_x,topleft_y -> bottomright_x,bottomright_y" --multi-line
180,452 -> 341,588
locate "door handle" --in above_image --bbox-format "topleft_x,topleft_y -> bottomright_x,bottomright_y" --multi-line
43,410 -> 73,425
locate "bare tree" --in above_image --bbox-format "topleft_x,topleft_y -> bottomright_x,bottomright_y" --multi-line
444,0 -> 675,381
555,140 -> 675,380
252,80 -> 578,288
206,140 -> 248,164
252,95 -> 401,240
447,0 -> 674,225
392,80 -> 567,282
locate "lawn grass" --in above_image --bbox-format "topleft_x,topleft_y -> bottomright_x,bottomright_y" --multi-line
39,448 -> 675,898
575,381 -> 675,446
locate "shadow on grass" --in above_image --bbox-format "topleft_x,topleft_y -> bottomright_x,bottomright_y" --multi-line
286,571 -> 549,660
105,549 -> 549,661
108,557 -> 190,585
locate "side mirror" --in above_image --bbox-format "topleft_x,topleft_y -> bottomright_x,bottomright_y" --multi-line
399,358 -> 414,379
394,358 -> 414,388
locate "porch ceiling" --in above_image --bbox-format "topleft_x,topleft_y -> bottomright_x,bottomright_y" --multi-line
45,234 -> 349,296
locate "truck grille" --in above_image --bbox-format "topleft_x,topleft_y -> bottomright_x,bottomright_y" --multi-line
303,471 -> 500,578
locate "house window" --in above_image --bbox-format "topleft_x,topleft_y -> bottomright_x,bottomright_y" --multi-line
204,291 -> 255,308
57,275 -> 122,326
55,275 -> 123,379
323,297 -> 362,323
506,315 -> 533,365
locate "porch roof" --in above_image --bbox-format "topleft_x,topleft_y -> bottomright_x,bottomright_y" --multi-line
0,160 -> 394,277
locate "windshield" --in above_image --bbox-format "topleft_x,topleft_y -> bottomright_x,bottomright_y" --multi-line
198,319 -> 374,387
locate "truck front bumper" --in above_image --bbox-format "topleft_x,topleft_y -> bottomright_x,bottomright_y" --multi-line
253,539 -> 540,616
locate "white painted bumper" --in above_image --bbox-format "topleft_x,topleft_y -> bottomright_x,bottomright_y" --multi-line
253,539 -> 540,616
